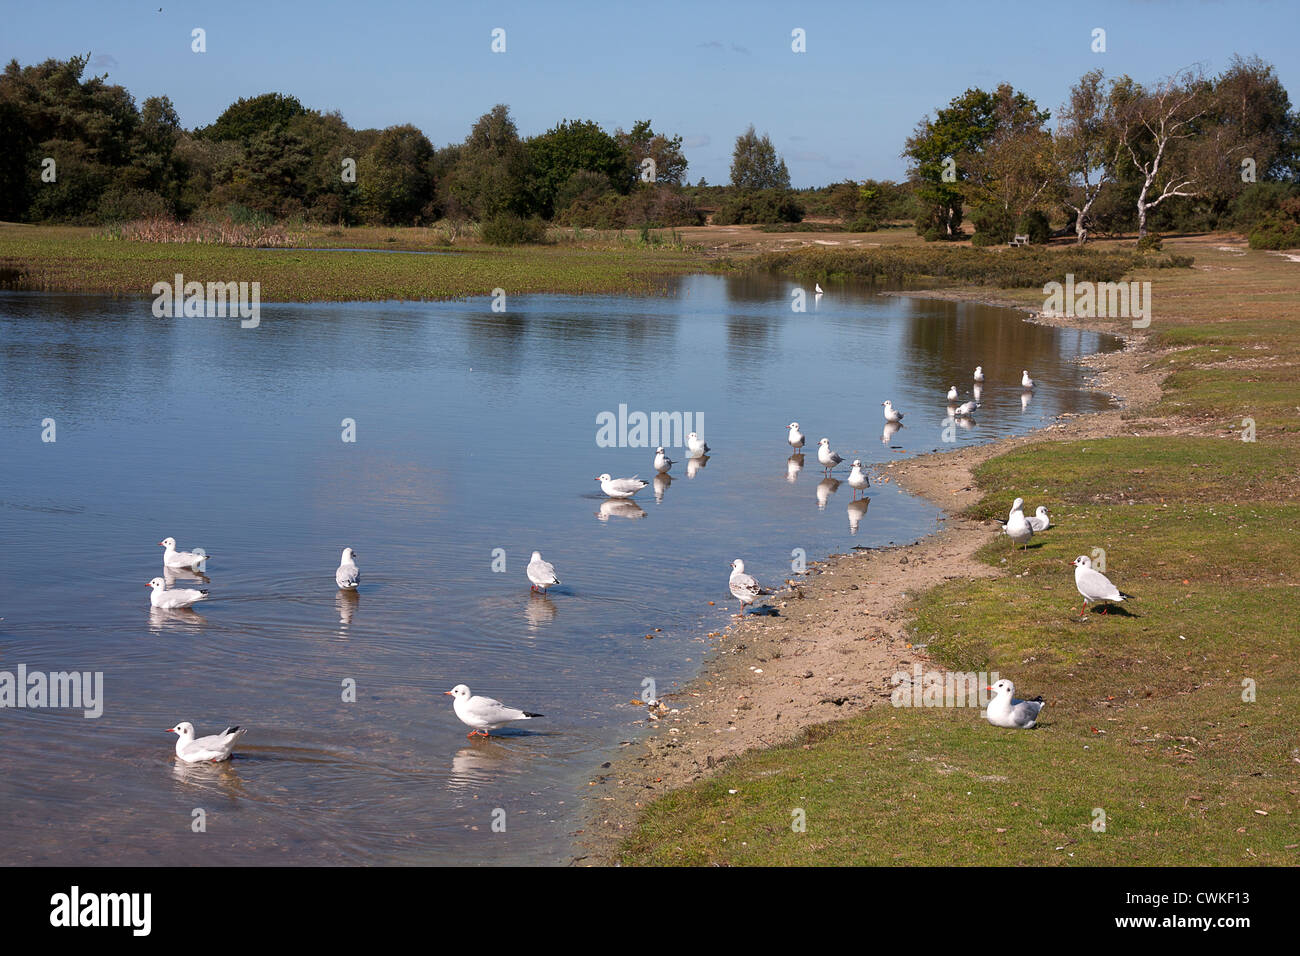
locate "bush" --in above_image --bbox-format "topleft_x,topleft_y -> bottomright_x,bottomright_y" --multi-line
847,216 -> 880,233
1247,197 -> 1300,250
1016,209 -> 1050,245
1136,233 -> 1163,252
970,205 -> 1013,246
712,189 -> 803,225
480,213 -> 548,245
95,187 -> 170,223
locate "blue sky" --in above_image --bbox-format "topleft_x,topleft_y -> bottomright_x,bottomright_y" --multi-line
6,0 -> 1298,186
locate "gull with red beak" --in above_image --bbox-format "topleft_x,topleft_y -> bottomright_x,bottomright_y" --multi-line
167,721 -> 245,762
147,577 -> 207,609
159,536 -> 209,568
444,684 -> 543,738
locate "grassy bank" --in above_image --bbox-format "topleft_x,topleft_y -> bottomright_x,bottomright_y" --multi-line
0,224 -> 704,301
617,240 -> 1300,866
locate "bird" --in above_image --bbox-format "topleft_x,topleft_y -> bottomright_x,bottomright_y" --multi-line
728,559 -> 772,616
1008,497 -> 1025,520
167,722 -> 245,762
527,551 -> 560,592
1073,555 -> 1134,616
159,536 -> 208,568
595,473 -> 647,498
1028,506 -> 1051,532
653,447 -> 674,474
1022,370 -> 1035,389
148,577 -> 207,609
954,400 -> 978,417
787,422 -> 805,452
947,386 -> 959,402
335,547 -> 359,590
848,459 -> 870,499
814,282 -> 824,295
974,366 -> 985,383
816,438 -> 843,473
985,680 -> 1045,729
1003,508 -> 1033,549
444,684 -> 541,738
686,432 -> 710,458
881,400 -> 904,423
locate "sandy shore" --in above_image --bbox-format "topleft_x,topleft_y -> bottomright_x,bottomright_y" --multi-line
574,291 -> 1169,866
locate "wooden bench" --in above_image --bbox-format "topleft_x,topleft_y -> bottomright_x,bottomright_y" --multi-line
1009,234 -> 1030,247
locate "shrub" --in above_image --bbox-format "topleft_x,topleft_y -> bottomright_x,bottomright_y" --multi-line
1247,196 -> 1300,250
847,216 -> 880,233
712,189 -> 803,225
970,205 -> 1013,246
95,187 -> 170,223
480,212 -> 548,245
1016,209 -> 1050,245
1136,233 -> 1163,252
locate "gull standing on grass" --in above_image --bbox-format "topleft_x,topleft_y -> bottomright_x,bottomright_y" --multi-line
167,722 -> 245,762
527,551 -> 560,592
848,459 -> 870,499
686,432 -> 710,458
148,577 -> 207,609
159,537 -> 208,568
1028,506 -> 1051,532
729,559 -> 772,617
653,446 -> 674,474
1003,507 -> 1033,549
882,400 -> 904,424
985,680 -> 1045,729
595,473 -> 647,498
444,684 -> 542,738
787,422 -> 806,453
335,548 -> 360,590
1073,555 -> 1134,616
817,438 -> 843,473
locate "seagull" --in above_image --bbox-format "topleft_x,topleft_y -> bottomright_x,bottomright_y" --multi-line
985,679 -> 1044,729
816,438 -> 843,473
444,684 -> 542,738
1073,555 -> 1134,616
595,473 -> 647,498
881,400 -> 904,423
1003,509 -> 1033,549
686,432 -> 710,458
787,422 -> 805,452
974,366 -> 985,383
1022,370 -> 1035,389
814,283 -> 824,295
335,547 -> 360,590
947,386 -> 959,402
527,550 -> 560,592
729,559 -> 772,616
1028,506 -> 1051,532
848,459 -> 870,499
653,447 -> 674,474
167,722 -> 245,762
1008,497 -> 1025,521
159,536 -> 208,568
148,577 -> 207,609
954,400 -> 978,417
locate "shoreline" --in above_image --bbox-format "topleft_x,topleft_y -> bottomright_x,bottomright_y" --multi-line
574,291 -> 1164,866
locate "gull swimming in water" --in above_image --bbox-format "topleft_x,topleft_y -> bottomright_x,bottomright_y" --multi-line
848,459 -> 870,499
1072,555 -> 1134,616
148,577 -> 207,609
1022,370 -> 1035,389
653,447 -> 674,474
1028,506 -> 1051,532
335,547 -> 360,590
787,422 -> 805,453
881,400 -> 904,423
167,722 -> 245,762
444,684 -> 542,738
954,400 -> 978,417
686,432 -> 710,458
595,473 -> 647,498
817,438 -> 843,473
728,559 -> 772,616
527,551 -> 560,592
159,537 -> 208,568
985,680 -> 1045,729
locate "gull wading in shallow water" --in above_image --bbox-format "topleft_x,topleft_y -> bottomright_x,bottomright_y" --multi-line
881,400 -> 904,424
728,559 -> 772,617
985,680 -> 1044,729
653,447 -> 674,474
848,459 -> 870,499
1022,370 -> 1035,389
954,400 -> 978,418
686,432 -> 710,458
444,684 -> 542,738
335,548 -> 360,590
526,551 -> 560,592
148,577 -> 207,609
787,422 -> 806,453
167,722 -> 245,762
974,366 -> 985,383
595,473 -> 647,498
1073,555 -> 1134,616
947,386 -> 959,402
816,438 -> 843,473
159,536 -> 208,568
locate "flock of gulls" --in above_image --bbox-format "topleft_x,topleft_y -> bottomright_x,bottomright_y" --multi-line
153,362 -> 1138,757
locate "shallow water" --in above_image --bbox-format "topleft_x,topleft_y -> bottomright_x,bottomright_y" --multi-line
0,275 -> 1119,864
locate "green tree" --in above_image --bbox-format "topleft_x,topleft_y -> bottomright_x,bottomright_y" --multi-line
525,118 -> 630,219
449,104 -> 530,220
357,124 -> 435,225
904,88 -> 1002,239
198,92 -> 306,141
729,125 -> 790,189
616,119 -> 688,186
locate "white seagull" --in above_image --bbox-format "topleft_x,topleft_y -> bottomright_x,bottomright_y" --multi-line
946,386 -> 959,402
1022,370 -> 1035,389
881,400 -> 904,423
686,432 -> 710,458
954,400 -> 978,417
1028,506 -> 1051,532
1003,508 -> 1033,549
1072,555 -> 1134,616
527,550 -> 560,592
728,559 -> 772,616
787,422 -> 805,452
159,536 -> 208,568
148,577 -> 207,609
1008,497 -> 1025,521
974,366 -> 985,383
985,680 -> 1045,729
335,547 -> 360,590
444,684 -> 542,738
167,721 -> 245,762
848,459 -> 870,499
653,447 -> 674,474
814,283 -> 824,295
595,473 -> 648,498
816,438 -> 843,473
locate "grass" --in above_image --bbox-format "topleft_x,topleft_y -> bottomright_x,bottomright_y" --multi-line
618,238 -> 1300,866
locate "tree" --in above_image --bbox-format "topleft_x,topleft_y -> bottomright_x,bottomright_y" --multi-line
616,119 -> 688,186
960,84 -> 1057,239
199,92 -> 306,141
357,124 -> 435,225
730,125 -> 789,189
525,118 -> 629,219
448,104 -> 530,220
904,88 -> 1001,238
1055,70 -> 1121,244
